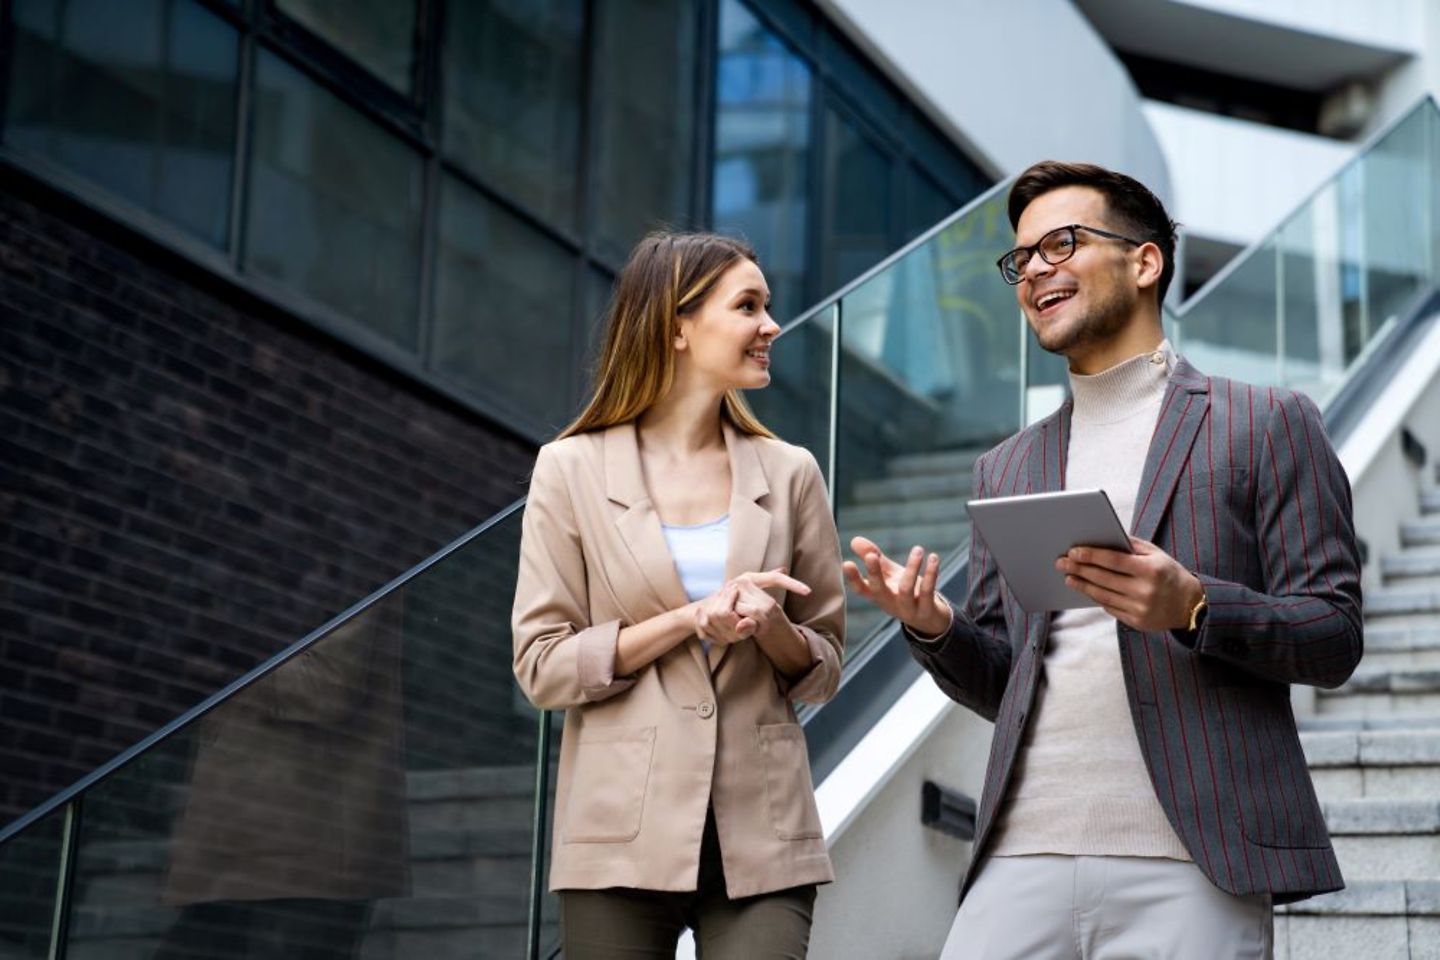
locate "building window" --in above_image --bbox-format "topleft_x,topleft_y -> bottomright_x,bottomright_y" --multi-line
591,0 -> 701,264
433,175 -> 579,438
713,0 -> 812,320
0,0 -> 989,442
442,0 -> 584,234
5,0 -> 238,248
245,49 -> 424,351
275,0 -> 419,94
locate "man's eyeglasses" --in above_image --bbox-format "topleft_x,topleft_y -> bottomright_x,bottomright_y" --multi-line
996,224 -> 1147,285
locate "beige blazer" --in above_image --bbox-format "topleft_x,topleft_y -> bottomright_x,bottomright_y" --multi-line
512,420 -> 845,899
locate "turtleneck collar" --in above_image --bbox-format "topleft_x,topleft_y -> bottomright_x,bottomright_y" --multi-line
1069,339 -> 1175,425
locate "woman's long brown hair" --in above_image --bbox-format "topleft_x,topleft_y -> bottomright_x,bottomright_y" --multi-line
557,231 -> 776,439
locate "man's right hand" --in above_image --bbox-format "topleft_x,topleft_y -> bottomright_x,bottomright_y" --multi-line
843,536 -> 953,638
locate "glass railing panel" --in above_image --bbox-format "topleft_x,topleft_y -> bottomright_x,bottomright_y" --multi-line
1176,237 -> 1280,387
749,304 -> 836,486
1275,192 -> 1345,401
50,508 -> 549,959
833,190 -> 1020,650
1359,99 -> 1434,340
0,804 -> 65,959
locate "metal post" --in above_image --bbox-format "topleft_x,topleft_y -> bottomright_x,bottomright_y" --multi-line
46,799 -> 82,960
526,709 -> 554,960
1275,240 -> 1286,387
826,302 -> 841,509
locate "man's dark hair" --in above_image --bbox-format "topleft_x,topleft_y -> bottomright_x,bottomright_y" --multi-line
1007,161 -> 1179,306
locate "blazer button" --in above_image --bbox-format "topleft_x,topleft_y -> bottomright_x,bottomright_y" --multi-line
697,700 -> 715,719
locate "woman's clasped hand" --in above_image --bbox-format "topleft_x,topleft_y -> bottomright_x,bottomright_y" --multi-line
691,568 -> 812,645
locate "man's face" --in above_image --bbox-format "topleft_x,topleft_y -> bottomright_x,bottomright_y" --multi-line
1011,185 -> 1140,360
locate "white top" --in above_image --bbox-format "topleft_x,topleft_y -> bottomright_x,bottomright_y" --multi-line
662,514 -> 730,603
663,515 -> 730,654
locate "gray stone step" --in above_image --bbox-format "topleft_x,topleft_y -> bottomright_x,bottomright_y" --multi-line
1364,586 -> 1440,618
1303,729 -> 1440,800
849,471 -> 975,503
885,449 -> 984,478
1361,623 -> 1440,668
1402,517 -> 1440,549
845,522 -> 971,560
1300,713 -> 1440,732
1275,880 -> 1440,960
1316,667 -> 1440,716
1382,548 -> 1440,583
1323,799 -> 1440,882
838,495 -> 966,529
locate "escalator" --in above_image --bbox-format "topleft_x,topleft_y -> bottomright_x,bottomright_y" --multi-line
3,95 -> 1439,960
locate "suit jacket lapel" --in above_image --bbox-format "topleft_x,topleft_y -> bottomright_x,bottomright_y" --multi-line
712,421 -> 772,672
605,422 -> 694,618
1131,358 -> 1210,543
1024,401 -> 1071,652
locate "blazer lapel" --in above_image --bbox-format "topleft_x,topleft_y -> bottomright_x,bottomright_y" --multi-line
1130,358 -> 1210,543
605,423 -> 693,618
712,421 -> 772,672
1027,399 -> 1071,496
1024,402 -> 1070,654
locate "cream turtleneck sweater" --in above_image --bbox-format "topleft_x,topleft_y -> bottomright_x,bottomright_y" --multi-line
988,340 -> 1191,862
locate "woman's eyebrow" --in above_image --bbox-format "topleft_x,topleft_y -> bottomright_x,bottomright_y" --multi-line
732,286 -> 771,301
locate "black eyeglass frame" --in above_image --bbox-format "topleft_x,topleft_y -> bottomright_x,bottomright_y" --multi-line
995,223 -> 1148,285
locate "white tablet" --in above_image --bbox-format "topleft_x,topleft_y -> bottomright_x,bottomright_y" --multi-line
965,489 -> 1132,612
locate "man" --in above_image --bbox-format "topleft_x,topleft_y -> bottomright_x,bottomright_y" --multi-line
845,162 -> 1362,958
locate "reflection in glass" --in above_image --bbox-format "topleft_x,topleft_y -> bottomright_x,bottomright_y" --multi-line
821,106 -> 893,295
1176,239 -> 1280,387
245,50 -> 423,350
49,511 -> 547,957
5,0 -> 237,247
433,175 -> 578,437
443,0 -> 583,232
1360,103 -> 1431,331
713,0 -> 812,321
748,305 -> 834,483
0,806 -> 64,959
833,191 -> 1020,650
277,0 -> 417,93
593,0 -> 699,263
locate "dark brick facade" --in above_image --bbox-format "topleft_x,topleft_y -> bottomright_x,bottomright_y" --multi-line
0,178 -> 538,822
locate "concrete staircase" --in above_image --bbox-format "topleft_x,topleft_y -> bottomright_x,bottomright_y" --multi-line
836,447 -> 980,644
1280,465 -> 1440,958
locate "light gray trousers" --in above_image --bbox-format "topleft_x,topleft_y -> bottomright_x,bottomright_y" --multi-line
940,855 -> 1273,960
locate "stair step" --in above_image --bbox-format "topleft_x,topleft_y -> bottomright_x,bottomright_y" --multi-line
1363,586 -> 1440,618
1276,881 -> 1440,960
1304,728 -> 1440,800
1324,799 -> 1440,883
1401,517 -> 1440,548
841,522 -> 971,559
1300,714 -> 1440,732
885,449 -> 984,478
1361,624 -> 1440,668
838,496 -> 966,529
1316,666 -> 1440,716
849,472 -> 974,503
1381,548 -> 1440,582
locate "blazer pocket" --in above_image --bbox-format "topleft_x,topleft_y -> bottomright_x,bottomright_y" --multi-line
757,723 -> 824,841
561,725 -> 656,844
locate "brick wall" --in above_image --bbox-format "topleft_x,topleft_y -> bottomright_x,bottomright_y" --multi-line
0,184 -> 539,821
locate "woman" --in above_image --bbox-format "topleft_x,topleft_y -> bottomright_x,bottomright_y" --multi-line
512,231 -> 845,958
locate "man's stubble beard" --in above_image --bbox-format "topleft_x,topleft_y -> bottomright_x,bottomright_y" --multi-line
1032,284 -> 1135,359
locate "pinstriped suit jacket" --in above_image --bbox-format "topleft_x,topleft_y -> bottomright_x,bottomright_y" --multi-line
910,357 -> 1364,904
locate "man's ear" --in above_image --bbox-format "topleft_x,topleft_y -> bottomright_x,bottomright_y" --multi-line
1134,242 -> 1164,293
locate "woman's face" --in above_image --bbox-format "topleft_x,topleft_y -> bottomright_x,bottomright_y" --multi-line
676,258 -> 780,393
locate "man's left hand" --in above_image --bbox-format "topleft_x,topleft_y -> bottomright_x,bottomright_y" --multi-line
1057,537 -> 1204,632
